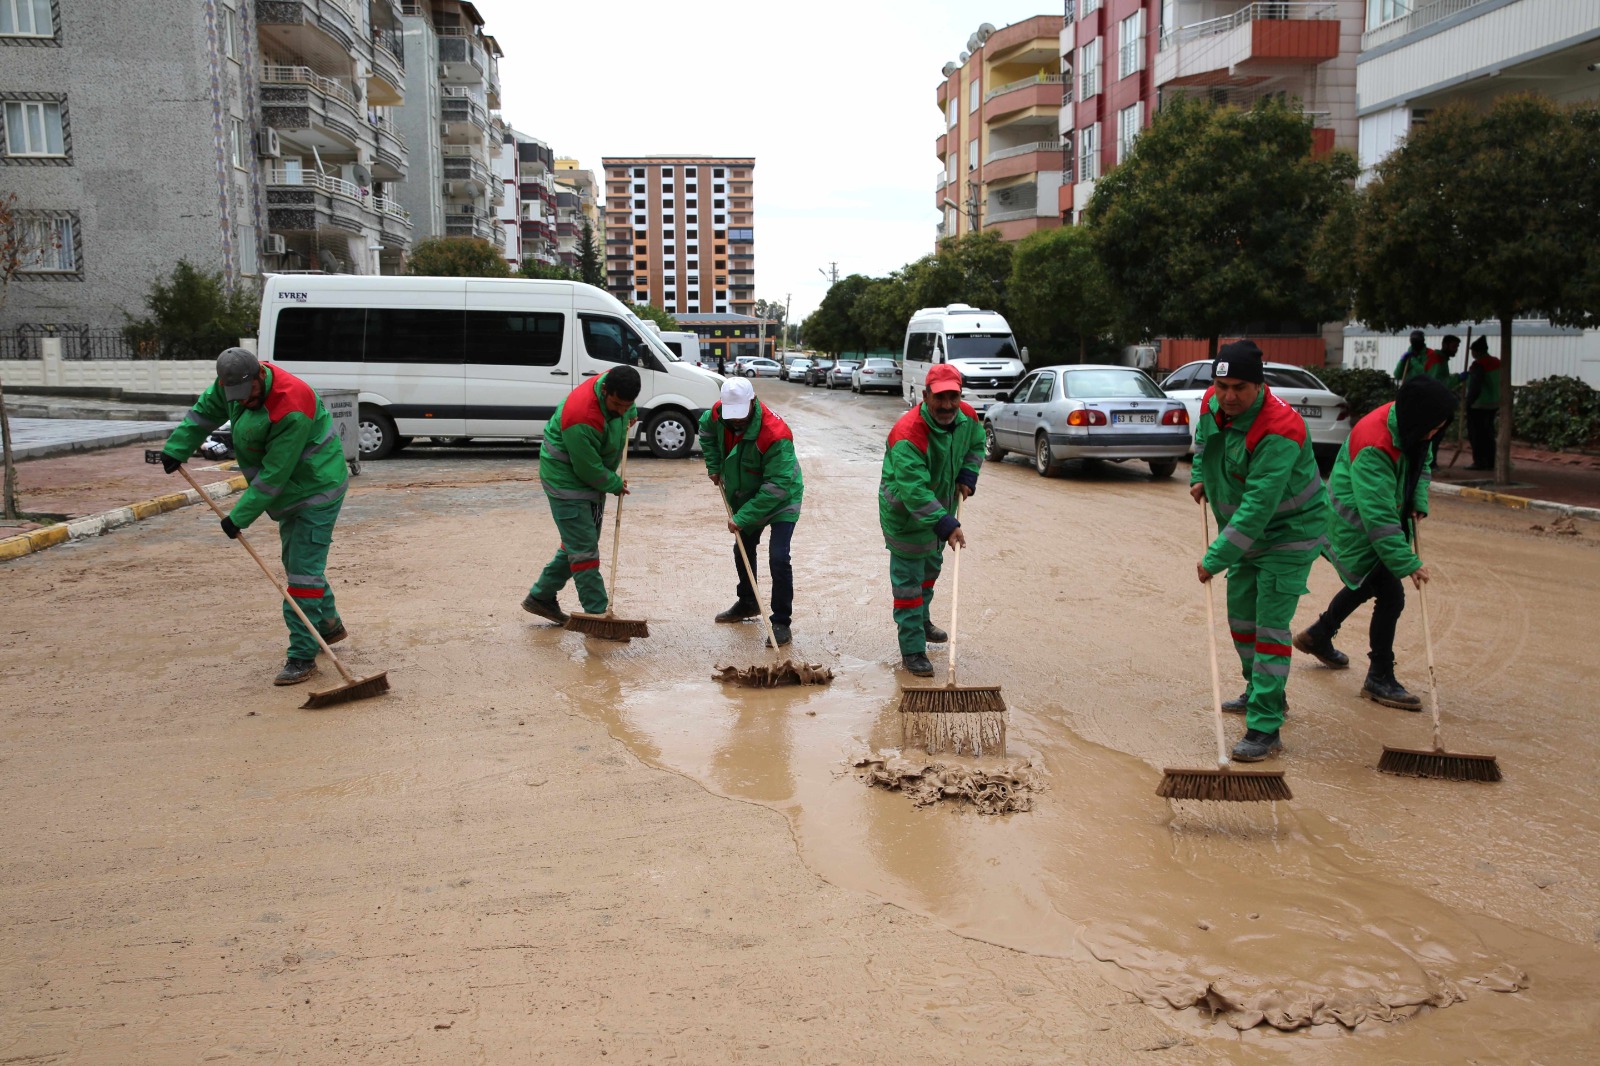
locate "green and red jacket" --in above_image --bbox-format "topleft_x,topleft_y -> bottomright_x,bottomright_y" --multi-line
698,399 -> 804,529
1191,386 -> 1328,574
540,373 -> 637,499
1465,355 -> 1503,410
1324,402 -> 1429,587
1395,346 -> 1453,385
878,400 -> 984,557
162,362 -> 347,530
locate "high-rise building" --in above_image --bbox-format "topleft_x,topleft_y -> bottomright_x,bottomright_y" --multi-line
1,0 -> 415,343
602,156 -> 755,317
508,129 -> 557,269
553,159 -> 598,272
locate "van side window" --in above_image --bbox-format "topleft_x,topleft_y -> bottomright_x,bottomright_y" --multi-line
273,307 -> 365,362
579,313 -> 663,372
366,308 -> 465,364
465,310 -> 564,367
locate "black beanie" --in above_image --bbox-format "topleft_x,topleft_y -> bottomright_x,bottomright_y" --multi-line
1214,340 -> 1265,384
1396,375 -> 1458,451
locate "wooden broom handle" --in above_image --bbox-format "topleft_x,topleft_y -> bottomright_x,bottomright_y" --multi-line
1201,504 -> 1229,768
606,444 -> 629,619
1414,526 -> 1444,752
946,498 -> 963,688
719,490 -> 780,656
177,464 -> 352,683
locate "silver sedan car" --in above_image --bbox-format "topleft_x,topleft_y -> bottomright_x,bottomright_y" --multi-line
983,364 -> 1191,479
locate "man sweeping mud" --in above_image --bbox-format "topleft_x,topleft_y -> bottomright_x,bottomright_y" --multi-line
158,348 -> 349,686
879,363 -> 983,677
1190,341 -> 1329,762
522,366 -> 641,623
700,377 -> 805,647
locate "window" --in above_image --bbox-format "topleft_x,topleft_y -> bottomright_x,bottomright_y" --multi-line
1082,0 -> 1101,12
968,78 -> 980,112
465,310 -> 565,367
1367,0 -> 1412,30
633,167 -> 645,177
947,96 -> 958,129
13,212 -> 74,273
1078,123 -> 1099,182
1080,39 -> 1101,99
662,198 -> 673,207
715,259 -> 727,269
713,168 -> 724,177
633,213 -> 645,224
967,137 -> 978,171
1117,102 -> 1142,163
947,154 -> 957,183
579,313 -> 662,370
230,117 -> 246,168
713,198 -> 725,208
662,166 -> 673,176
0,0 -> 52,37
687,244 -> 698,253
364,308 -> 465,363
633,198 -> 645,208
221,4 -> 238,60
713,214 -> 725,224
3,98 -> 65,156
273,307 -> 367,361
686,183 -> 697,192
686,214 -> 697,224
1026,372 -> 1057,404
687,259 -> 698,268
688,290 -> 699,300
728,228 -> 753,242
713,182 -> 725,193
1118,11 -> 1144,79
237,221 -> 257,276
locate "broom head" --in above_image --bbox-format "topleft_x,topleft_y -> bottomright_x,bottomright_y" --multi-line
899,683 -> 1007,757
564,612 -> 649,641
1157,765 -> 1292,802
713,660 -> 834,688
1377,745 -> 1501,782
300,671 -> 390,710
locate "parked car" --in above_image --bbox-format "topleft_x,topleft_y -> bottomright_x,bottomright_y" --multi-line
739,357 -> 783,378
826,360 -> 860,389
804,359 -> 836,386
1160,360 -> 1351,463
781,357 -> 814,382
730,355 -> 760,375
983,364 -> 1191,479
852,357 -> 903,394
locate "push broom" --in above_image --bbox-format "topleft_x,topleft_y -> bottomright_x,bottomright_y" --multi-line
564,443 -> 650,641
898,501 -> 1006,756
1157,504 -> 1291,802
148,451 -> 389,709
1377,529 -> 1501,781
711,491 -> 832,688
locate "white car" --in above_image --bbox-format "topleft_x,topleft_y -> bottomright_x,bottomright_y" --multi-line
739,357 -> 783,378
1160,360 -> 1351,463
852,357 -> 903,394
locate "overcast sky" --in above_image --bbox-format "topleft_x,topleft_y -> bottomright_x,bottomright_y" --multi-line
481,0 -> 1059,322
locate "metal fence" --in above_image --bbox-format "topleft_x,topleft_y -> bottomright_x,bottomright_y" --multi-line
3,326 -> 142,360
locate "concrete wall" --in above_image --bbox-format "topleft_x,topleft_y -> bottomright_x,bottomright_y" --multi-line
1343,325 -> 1600,388
395,15 -> 441,238
0,356 -> 217,392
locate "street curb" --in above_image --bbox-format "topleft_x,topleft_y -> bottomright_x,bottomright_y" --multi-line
4,401 -> 192,422
0,473 -> 248,563
1430,481 -> 1600,523
2,423 -> 180,461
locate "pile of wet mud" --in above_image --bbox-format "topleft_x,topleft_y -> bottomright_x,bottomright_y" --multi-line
713,659 -> 835,687
853,753 -> 1041,814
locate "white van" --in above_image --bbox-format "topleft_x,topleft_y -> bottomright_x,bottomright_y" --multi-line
901,304 -> 1027,413
657,330 -> 704,368
259,275 -> 722,460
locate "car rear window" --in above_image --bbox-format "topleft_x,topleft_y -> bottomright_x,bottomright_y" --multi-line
1062,369 -> 1165,399
1264,368 -> 1326,390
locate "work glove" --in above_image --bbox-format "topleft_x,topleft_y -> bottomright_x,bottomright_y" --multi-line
220,516 -> 241,540
160,453 -> 183,475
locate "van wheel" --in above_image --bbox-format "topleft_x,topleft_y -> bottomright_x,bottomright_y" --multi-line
1034,433 -> 1059,478
645,409 -> 694,459
359,406 -> 399,461
1148,459 -> 1178,479
985,422 -> 1008,462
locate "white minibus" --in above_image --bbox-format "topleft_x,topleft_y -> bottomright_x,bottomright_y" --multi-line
901,303 -> 1028,413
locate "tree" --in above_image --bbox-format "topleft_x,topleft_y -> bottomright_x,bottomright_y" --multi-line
629,302 -> 678,331
803,274 -> 873,355
1351,94 -> 1600,484
577,220 -> 602,287
405,236 -> 511,278
121,259 -> 260,361
1084,96 -> 1358,357
904,231 -> 1015,315
1008,226 -> 1115,363
519,259 -> 579,281
0,191 -> 51,519
851,275 -> 914,352
752,297 -> 787,356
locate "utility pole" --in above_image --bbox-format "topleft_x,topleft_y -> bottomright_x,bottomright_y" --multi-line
784,292 -> 791,349
817,262 -> 839,286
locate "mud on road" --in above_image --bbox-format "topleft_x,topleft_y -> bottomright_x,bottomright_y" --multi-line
2,382 -> 1597,1064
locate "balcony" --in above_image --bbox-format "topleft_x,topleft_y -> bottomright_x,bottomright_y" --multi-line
444,208 -> 495,242
438,32 -> 486,82
441,92 -> 489,139
369,30 -> 406,107
1155,3 -> 1340,88
372,195 -> 412,244
442,145 -> 491,192
259,64 -> 364,149
265,167 -> 378,237
1363,0 -> 1491,50
372,115 -> 407,180
255,0 -> 360,55
983,139 -> 1062,182
983,74 -> 1065,125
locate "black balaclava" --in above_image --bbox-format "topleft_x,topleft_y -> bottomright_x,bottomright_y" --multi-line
1395,375 -> 1459,531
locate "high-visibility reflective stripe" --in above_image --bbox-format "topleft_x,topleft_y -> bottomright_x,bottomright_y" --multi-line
240,465 -> 261,481
288,586 -> 325,599
892,597 -> 924,610
572,559 -> 601,572
1368,523 -> 1403,543
885,535 -> 931,554
1256,642 -> 1293,657
273,480 -> 348,516
1328,491 -> 1362,527
760,482 -> 786,498
774,503 -> 801,519
910,498 -> 943,519
300,427 -> 337,462
547,486 -> 601,500
567,550 -> 600,563
1222,524 -> 1254,550
1253,659 -> 1291,677
251,478 -> 284,497
1228,616 -> 1255,631
1277,475 -> 1323,512
1257,626 -> 1292,644
891,585 -> 922,599
1328,550 -> 1365,588
1251,535 -> 1326,555
542,444 -> 570,462
286,572 -> 326,587
880,487 -> 902,509
182,410 -> 222,431
1217,501 -> 1239,516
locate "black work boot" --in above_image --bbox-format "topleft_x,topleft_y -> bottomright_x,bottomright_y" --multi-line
765,623 -> 792,648
521,592 -> 567,625
274,658 -> 318,686
924,622 -> 949,644
1231,728 -> 1283,762
715,600 -> 760,623
1293,623 -> 1348,669
1361,663 -> 1422,711
319,619 -> 348,645
1221,691 -> 1248,714
901,652 -> 934,677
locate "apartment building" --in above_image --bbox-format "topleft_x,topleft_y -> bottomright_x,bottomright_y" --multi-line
1342,0 -> 1600,385
602,156 -> 756,317
509,130 -> 557,269
553,159 -> 599,271
934,16 -> 1066,241
396,1 -> 504,254
2,0 -> 414,342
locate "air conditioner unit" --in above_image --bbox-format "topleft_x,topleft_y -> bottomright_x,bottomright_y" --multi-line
442,181 -> 457,196
262,234 -> 287,255
256,127 -> 281,158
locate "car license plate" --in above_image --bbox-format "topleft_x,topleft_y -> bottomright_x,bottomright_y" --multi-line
1294,405 -> 1322,418
1112,412 -> 1157,425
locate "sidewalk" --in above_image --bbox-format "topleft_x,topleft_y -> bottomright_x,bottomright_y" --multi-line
1429,441 -> 1600,514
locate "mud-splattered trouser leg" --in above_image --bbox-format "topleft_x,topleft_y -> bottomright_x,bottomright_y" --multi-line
529,491 -> 609,614
734,521 -> 797,626
890,549 -> 944,657
1224,556 -> 1312,735
279,497 -> 343,661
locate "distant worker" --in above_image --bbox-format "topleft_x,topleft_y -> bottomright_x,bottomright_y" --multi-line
1190,341 -> 1329,763
1462,336 -> 1503,471
700,377 -> 805,646
158,347 -> 350,687
1393,330 -> 1454,386
522,366 -> 640,623
879,363 -> 983,677
1294,376 -> 1459,709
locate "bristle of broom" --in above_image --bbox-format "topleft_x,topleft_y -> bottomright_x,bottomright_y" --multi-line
899,707 -> 1007,757
898,684 -> 1006,716
1156,767 -> 1292,802
301,671 -> 390,710
564,614 -> 649,641
1377,746 -> 1502,782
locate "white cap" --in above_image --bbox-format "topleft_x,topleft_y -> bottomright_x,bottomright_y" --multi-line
719,376 -> 756,419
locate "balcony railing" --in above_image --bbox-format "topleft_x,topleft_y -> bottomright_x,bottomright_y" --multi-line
260,64 -> 357,109
266,168 -> 364,204
372,115 -> 408,151
983,72 -> 1065,103
1159,3 -> 1337,51
1362,0 -> 1491,50
986,139 -> 1061,164
985,206 -> 1041,224
372,196 -> 412,226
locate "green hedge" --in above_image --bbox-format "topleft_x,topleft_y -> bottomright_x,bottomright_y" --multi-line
1514,376 -> 1600,451
1315,367 -> 1396,421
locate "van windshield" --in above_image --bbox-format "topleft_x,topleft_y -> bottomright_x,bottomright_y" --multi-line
947,333 -> 1018,362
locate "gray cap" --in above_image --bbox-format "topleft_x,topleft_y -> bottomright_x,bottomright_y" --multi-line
217,347 -> 260,401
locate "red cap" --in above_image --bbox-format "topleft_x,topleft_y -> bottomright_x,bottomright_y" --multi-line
926,364 -> 963,395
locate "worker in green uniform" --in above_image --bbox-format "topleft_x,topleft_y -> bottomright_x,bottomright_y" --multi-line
1190,341 -> 1330,762
1393,330 -> 1455,386
700,376 -> 805,647
1294,375 -> 1458,708
159,347 -> 350,686
879,363 -> 984,677
1462,336 -> 1503,471
522,366 -> 640,623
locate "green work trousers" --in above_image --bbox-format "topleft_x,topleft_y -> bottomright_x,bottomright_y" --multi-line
529,491 -> 609,614
1223,554 -> 1315,735
889,549 -> 944,656
279,497 -> 343,661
